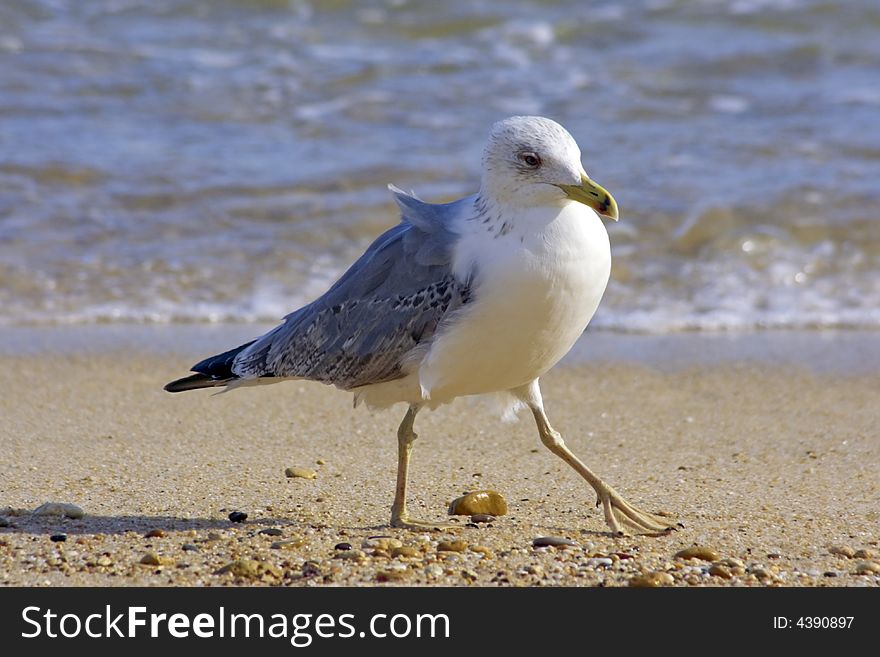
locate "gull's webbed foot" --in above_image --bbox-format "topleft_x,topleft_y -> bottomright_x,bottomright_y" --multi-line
594,485 -> 679,536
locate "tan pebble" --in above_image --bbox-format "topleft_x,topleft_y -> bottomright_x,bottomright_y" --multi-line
437,540 -> 468,553
829,546 -> 855,558
335,549 -> 366,561
32,502 -> 85,519
470,545 -> 494,559
215,559 -> 281,579
375,569 -> 409,582
448,490 -> 507,516
270,538 -> 305,550
675,547 -> 720,562
145,529 -> 165,538
140,552 -> 175,567
708,564 -> 732,579
854,561 -> 880,575
629,572 -> 674,587
371,549 -> 391,559
362,537 -> 402,551
316,459 -> 325,466
751,567 -> 774,580
525,565 -> 544,576
391,546 -> 420,559
285,467 -> 317,480
720,557 -> 744,568
854,549 -> 876,559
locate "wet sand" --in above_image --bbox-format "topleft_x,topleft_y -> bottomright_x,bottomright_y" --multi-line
1,329 -> 878,587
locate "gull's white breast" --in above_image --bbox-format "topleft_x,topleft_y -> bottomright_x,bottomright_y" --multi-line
419,201 -> 611,402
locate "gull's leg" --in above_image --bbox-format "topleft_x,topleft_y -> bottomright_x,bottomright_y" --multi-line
389,404 -> 458,531
514,380 -> 678,536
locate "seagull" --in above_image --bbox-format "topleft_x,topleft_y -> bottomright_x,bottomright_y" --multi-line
165,116 -> 677,535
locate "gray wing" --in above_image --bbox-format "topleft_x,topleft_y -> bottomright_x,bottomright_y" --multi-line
231,187 -> 474,390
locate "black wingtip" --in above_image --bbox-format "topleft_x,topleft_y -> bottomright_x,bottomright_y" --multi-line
164,373 -> 229,393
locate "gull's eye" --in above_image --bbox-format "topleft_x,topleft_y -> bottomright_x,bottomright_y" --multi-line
519,152 -> 541,168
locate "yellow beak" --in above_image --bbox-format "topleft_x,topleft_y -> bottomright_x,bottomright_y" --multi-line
555,173 -> 619,221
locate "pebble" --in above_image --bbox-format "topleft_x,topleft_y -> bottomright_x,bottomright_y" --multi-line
751,567 -> 774,581
629,572 -> 674,587
437,540 -> 468,553
854,561 -> 880,575
424,564 -> 444,578
720,557 -> 744,568
448,490 -> 508,516
33,503 -> 85,520
362,537 -> 403,551
375,569 -> 409,582
140,552 -> 175,567
854,549 -> 876,559
270,538 -> 305,550
585,557 -> 613,568
96,556 -> 113,567
708,564 -> 732,579
181,544 -> 200,552
391,546 -> 420,559
334,549 -> 366,561
470,545 -> 494,559
674,547 -> 720,562
50,534 -> 67,543
258,528 -> 283,537
334,542 -> 353,551
829,546 -> 855,558
469,514 -> 495,524
215,559 -> 281,579
301,561 -> 322,578
285,467 -> 318,480
145,529 -> 165,538
228,511 -> 248,523
532,536 -> 577,548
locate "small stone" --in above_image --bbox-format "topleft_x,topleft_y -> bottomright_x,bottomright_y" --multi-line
448,490 -> 507,516
470,545 -> 494,559
720,557 -> 744,568
215,559 -> 281,579
334,542 -> 353,551
751,567 -> 774,580
469,514 -> 495,524
830,546 -> 855,558
585,557 -> 613,568
708,564 -> 732,579
629,572 -> 674,587
524,565 -> 544,577
228,511 -> 248,523
533,536 -> 577,548
301,561 -> 322,578
50,534 -> 67,543
824,571 -> 839,578
145,529 -> 165,538
854,549 -> 876,559
316,459 -> 325,466
270,538 -> 305,550
391,546 -> 420,559
96,556 -> 113,567
376,569 -> 408,582
258,528 -> 283,537
675,547 -> 720,562
854,561 -> 880,575
140,552 -> 175,566
285,467 -> 317,480
362,536 -> 403,551
334,549 -> 366,561
424,564 -> 444,578
437,540 -> 468,553
182,543 -> 200,552
33,503 -> 85,520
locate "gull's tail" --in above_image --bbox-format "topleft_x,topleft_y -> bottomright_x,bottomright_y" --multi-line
163,340 -> 255,393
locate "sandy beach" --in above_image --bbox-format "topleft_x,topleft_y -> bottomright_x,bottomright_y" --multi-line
1,328 -> 878,587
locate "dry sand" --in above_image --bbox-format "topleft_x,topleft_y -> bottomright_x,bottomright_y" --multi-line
1,328 -> 878,587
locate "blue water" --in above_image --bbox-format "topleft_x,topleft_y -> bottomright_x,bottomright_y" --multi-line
1,0 -> 878,331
